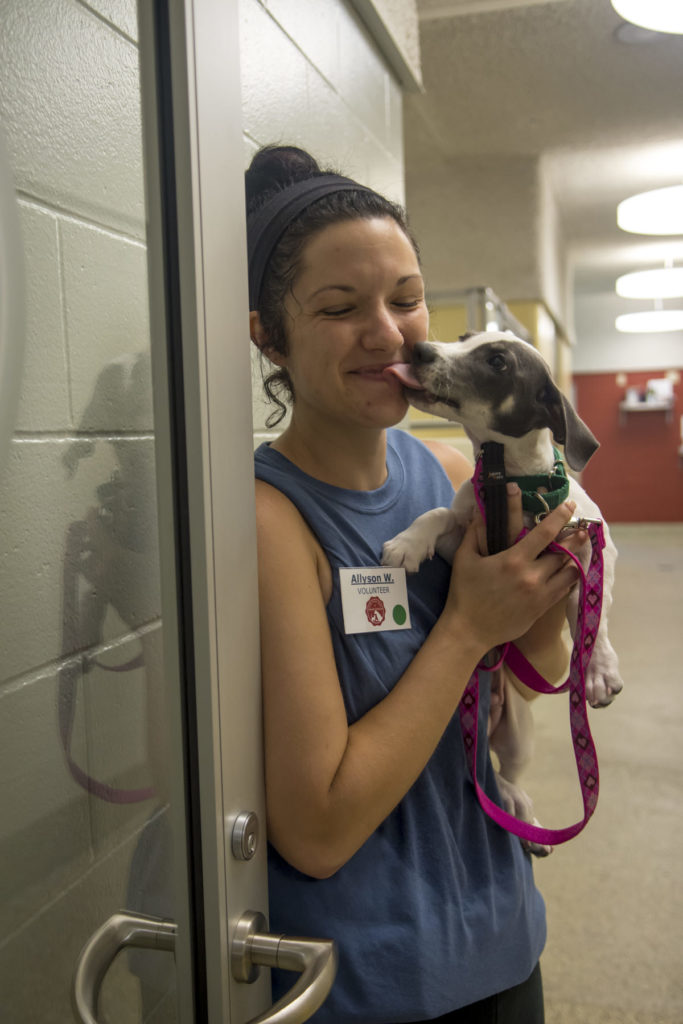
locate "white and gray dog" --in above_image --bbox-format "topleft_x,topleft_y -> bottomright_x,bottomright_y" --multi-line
383,331 -> 623,848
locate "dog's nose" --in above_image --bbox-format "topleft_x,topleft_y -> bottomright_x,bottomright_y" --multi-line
413,341 -> 436,365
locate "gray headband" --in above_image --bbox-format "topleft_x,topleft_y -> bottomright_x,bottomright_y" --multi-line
247,174 -> 376,310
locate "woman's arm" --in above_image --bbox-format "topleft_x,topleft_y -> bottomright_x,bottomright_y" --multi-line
256,477 -> 579,879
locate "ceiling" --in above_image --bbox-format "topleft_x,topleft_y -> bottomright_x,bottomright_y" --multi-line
406,0 -> 683,361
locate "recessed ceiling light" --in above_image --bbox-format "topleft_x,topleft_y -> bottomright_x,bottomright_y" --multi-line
615,309 -> 683,333
611,0 -> 683,34
614,22 -> 667,43
616,267 -> 683,298
617,185 -> 683,235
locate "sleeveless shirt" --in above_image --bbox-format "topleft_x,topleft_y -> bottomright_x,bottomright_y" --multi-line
254,428 -> 545,1022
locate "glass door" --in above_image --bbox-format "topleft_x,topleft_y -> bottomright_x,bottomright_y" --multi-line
0,0 -> 197,1015
1,3 -> 337,1022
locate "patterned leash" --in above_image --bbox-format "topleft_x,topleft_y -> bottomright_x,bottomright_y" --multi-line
458,448 -> 606,846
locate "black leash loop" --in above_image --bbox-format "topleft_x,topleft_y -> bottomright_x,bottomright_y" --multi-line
481,442 -> 508,555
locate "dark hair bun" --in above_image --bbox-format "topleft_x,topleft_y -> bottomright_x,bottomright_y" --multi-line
245,145 -> 324,214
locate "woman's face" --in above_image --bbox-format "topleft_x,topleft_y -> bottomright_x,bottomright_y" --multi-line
275,216 -> 428,432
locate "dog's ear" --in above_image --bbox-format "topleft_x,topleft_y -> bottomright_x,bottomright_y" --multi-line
539,380 -> 599,470
458,331 -> 476,342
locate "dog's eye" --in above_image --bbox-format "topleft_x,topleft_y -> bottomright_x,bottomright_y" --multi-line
488,353 -> 507,371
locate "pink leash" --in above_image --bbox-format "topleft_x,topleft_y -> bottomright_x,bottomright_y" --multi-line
58,520 -> 155,804
458,453 -> 606,846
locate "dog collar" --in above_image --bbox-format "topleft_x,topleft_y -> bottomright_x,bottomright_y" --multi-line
509,448 -> 570,516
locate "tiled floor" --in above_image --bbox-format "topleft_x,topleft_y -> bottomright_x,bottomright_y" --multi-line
525,524 -> 683,1024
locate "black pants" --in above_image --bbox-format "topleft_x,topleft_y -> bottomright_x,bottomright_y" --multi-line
401,963 -> 545,1024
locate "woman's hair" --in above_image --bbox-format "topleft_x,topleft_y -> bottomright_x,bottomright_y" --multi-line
245,145 -> 419,427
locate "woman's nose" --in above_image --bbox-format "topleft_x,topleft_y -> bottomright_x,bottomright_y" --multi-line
361,305 -> 404,349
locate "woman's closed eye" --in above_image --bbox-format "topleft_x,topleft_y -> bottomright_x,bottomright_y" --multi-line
319,305 -> 354,318
317,296 -> 424,318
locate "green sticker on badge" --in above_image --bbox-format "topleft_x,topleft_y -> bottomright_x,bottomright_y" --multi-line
392,604 -> 407,625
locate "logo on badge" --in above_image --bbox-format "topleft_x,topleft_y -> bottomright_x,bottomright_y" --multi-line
365,595 -> 386,627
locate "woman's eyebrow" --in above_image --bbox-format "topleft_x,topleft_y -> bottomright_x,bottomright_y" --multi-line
306,284 -> 355,300
307,275 -> 423,301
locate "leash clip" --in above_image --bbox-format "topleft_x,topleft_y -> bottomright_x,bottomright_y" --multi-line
533,490 -> 602,531
564,515 -> 603,531
533,491 -> 551,525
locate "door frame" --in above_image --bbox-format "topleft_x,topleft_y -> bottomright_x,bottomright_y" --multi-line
139,3 -> 269,1021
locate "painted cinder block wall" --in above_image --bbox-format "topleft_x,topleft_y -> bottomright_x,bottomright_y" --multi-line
0,0 -> 413,1020
243,0 -> 412,445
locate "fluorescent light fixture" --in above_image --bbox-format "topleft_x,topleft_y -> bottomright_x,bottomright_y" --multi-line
611,0 -> 683,34
615,309 -> 683,333
616,267 -> 683,298
617,185 -> 683,235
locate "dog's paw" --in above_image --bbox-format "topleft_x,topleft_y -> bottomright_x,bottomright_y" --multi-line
522,822 -> 554,859
586,670 -> 624,707
495,773 -> 553,857
496,772 -> 535,820
585,645 -> 624,708
381,532 -> 432,573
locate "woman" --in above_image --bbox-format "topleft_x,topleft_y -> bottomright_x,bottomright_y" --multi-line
248,145 -> 580,1023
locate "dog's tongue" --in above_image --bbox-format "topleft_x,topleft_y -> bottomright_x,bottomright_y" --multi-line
386,363 -> 424,390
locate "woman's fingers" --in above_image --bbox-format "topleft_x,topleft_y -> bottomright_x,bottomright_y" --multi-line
473,481 -> 526,555
554,524 -> 590,559
517,498 -> 578,559
506,482 -> 525,547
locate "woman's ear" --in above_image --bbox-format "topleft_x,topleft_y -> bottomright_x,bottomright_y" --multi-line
250,311 -> 286,367
249,310 -> 267,349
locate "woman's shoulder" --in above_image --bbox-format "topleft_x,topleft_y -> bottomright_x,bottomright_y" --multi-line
422,439 -> 472,488
254,478 -> 333,600
394,430 -> 472,491
255,476 -> 308,535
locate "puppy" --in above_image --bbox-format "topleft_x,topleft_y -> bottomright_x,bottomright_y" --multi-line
382,331 -> 623,847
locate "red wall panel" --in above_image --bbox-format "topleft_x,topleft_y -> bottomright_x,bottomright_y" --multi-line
573,370 -> 683,523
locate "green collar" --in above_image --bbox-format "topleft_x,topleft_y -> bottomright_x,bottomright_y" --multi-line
509,448 -> 569,516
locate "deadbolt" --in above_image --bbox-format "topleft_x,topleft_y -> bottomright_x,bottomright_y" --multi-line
232,811 -> 259,861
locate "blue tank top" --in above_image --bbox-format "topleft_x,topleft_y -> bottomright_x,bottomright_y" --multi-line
254,429 -> 545,1022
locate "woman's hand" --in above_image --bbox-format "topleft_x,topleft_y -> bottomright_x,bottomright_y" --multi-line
505,486 -> 590,693
445,483 -> 582,655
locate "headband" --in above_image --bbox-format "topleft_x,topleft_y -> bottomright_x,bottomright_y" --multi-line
247,174 -> 376,310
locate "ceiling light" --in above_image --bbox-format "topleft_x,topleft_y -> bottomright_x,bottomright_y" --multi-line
617,185 -> 683,235
616,267 -> 683,298
615,309 -> 683,333
611,0 -> 683,34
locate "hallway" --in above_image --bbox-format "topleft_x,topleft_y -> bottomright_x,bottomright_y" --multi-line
526,524 -> 683,1023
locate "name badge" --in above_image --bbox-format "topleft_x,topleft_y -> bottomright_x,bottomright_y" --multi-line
339,567 -> 411,635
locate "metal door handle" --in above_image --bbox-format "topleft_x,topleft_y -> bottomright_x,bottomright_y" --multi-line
231,910 -> 337,1023
73,909 -> 337,1024
73,912 -> 177,1024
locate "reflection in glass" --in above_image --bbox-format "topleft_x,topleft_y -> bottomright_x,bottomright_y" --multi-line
0,2 -> 178,1020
